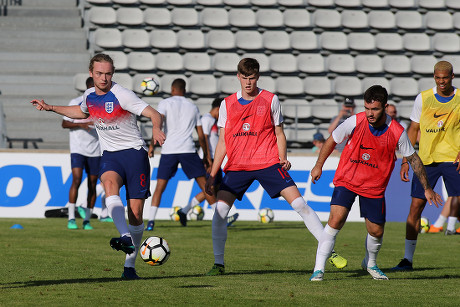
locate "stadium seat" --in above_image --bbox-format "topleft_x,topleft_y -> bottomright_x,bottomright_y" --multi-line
453,13 -> 460,31
196,0 -> 224,5
160,74 -> 188,94
278,0 -> 307,7
441,55 -> 460,74
396,100 -> 414,118
310,99 -> 339,119
269,54 -> 297,73
183,53 -> 212,72
113,0 -> 140,4
290,31 -> 319,51
127,52 -> 155,71
348,33 -> 376,52
235,31 -> 263,50
258,76 -> 276,93
256,9 -> 284,28
355,55 -> 383,74
402,33 -> 431,53
87,0 -> 112,4
368,11 -> 396,31
375,33 -> 403,52
283,9 -> 312,28
142,96 -> 163,109
334,77 -> 362,97
88,7 -> 116,26
251,0 -> 277,6
94,28 -> 123,49
361,77 -> 390,94
320,32 -> 348,51
308,0 -> 334,7
224,0 -> 251,6
418,78 -> 435,94
213,53 -> 240,73
117,7 -> 144,26
74,73 -> 90,92
304,77 -> 332,96
388,0 -> 416,9
297,53 -> 325,74
433,33 -> 460,53
140,0 -> 167,4
207,30 -> 236,50
390,77 -> 419,97
362,0 -> 389,9
177,30 -> 206,50
426,11 -> 454,31
104,51 -> 128,70
327,54 -> 355,74
241,53 -> 269,72
341,10 -> 368,30
395,11 -> 423,31
276,77 -> 304,96
334,0 -> 361,8
171,8 -> 199,27
263,31 -> 290,51
150,30 -> 178,49
112,73 -> 133,90
168,0 -> 195,5
229,9 -> 256,28
189,75 -> 218,95
144,8 -> 171,27
418,0 -> 445,10
201,8 -> 229,28
219,75 -> 240,94
446,0 -> 460,10
133,73 -> 161,95
410,55 -> 437,75
122,29 -> 150,49
383,55 -> 411,75
282,100 -> 313,121
314,9 -> 341,29
155,52 -> 183,71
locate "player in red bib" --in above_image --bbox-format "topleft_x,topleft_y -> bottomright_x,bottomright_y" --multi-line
309,85 -> 442,281
204,58 -> 347,276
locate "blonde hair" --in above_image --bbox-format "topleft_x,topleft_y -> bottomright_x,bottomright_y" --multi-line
434,61 -> 453,75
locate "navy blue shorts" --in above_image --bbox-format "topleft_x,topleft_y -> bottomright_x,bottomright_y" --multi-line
411,162 -> 460,199
157,153 -> 206,180
70,153 -> 100,176
100,148 -> 151,200
220,163 -> 296,201
331,186 -> 386,224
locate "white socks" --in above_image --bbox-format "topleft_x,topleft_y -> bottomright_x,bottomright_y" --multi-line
404,239 -> 417,262
290,197 -> 324,241
212,201 -> 231,265
148,206 -> 159,221
68,203 -> 76,220
106,195 -> 130,237
313,224 -> 339,272
364,234 -> 382,268
433,214 -> 447,228
446,216 -> 457,232
182,197 -> 201,214
124,223 -> 144,268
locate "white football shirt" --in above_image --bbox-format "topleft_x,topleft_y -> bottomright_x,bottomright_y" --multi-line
198,112 -> 219,159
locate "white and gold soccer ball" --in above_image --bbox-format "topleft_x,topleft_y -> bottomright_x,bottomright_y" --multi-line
420,217 -> 430,233
169,206 -> 181,222
258,207 -> 274,223
188,205 -> 204,221
139,236 -> 170,266
140,77 -> 160,96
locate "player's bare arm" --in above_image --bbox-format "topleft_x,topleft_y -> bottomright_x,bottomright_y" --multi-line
206,127 -> 226,195
455,151 -> 460,172
400,121 -> 420,182
31,99 -> 88,119
406,152 -> 443,208
311,136 -> 337,184
144,106 -> 165,157
196,125 -> 211,169
274,124 -> 291,171
62,120 -> 92,131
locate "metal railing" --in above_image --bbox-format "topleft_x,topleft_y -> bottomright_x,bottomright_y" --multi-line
0,0 -> 22,16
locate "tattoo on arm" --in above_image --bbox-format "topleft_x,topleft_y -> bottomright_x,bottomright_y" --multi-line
406,153 -> 432,190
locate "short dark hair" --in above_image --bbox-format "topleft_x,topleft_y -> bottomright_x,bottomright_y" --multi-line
237,58 -> 260,76
211,97 -> 221,109
171,78 -> 186,93
363,85 -> 388,107
86,77 -> 94,89
89,53 -> 114,72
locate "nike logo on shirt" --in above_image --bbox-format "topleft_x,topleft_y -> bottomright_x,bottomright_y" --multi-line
242,114 -> 253,121
360,145 -> 374,150
433,112 -> 448,118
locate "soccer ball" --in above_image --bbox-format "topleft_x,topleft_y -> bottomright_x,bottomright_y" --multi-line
420,217 -> 430,233
258,207 -> 274,223
140,77 -> 160,96
189,205 -> 204,221
139,236 -> 170,266
170,206 -> 181,222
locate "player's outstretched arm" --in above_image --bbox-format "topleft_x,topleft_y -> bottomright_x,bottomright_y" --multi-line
143,106 -> 165,157
30,99 -> 88,119
400,121 -> 420,181
406,152 -> 443,208
311,136 -> 337,184
196,125 -> 211,169
455,151 -> 460,172
274,125 -> 291,171
206,127 -> 226,195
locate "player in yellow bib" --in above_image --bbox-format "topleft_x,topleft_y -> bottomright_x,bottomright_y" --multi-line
392,61 -> 460,271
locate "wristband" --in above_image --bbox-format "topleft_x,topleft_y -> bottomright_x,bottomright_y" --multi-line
401,161 -> 409,166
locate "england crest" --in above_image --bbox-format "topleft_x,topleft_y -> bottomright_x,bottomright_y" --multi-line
105,101 -> 114,114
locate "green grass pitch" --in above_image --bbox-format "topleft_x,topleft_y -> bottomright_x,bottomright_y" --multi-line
1,218 -> 460,306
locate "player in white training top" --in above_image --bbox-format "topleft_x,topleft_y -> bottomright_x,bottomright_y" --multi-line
31,53 -> 165,280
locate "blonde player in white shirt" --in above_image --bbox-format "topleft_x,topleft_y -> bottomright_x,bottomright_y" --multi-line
146,79 -> 218,230
31,53 -> 165,280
